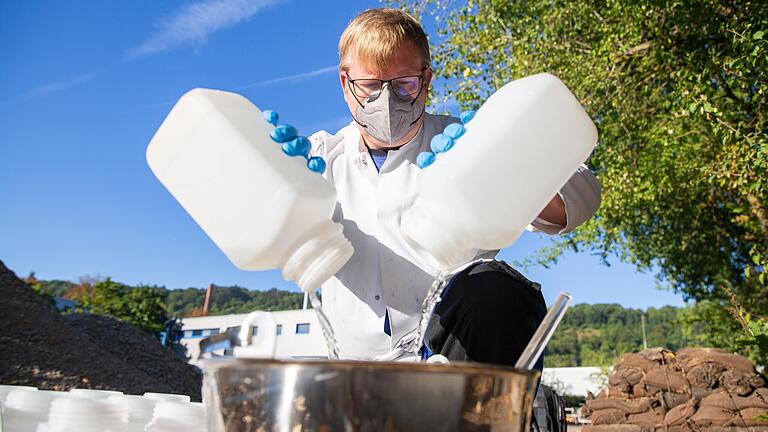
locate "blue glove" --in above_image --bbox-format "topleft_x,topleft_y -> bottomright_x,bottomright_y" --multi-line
282,136 -> 311,157
263,110 -> 279,126
443,122 -> 465,140
270,124 -> 297,143
430,133 -> 455,153
307,156 -> 326,174
416,151 -> 435,168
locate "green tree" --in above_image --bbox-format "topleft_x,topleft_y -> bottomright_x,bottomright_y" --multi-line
399,0 -> 767,357
36,279 -> 74,298
121,286 -> 168,335
71,278 -> 168,335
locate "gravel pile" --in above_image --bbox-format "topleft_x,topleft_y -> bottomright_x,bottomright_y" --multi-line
0,260 -> 202,400
583,347 -> 768,432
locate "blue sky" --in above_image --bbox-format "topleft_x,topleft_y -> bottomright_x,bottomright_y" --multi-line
0,0 -> 685,309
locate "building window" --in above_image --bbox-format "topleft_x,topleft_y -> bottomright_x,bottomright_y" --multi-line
227,326 -> 241,334
183,330 -> 194,338
192,329 -> 203,337
295,323 -> 310,334
276,324 -> 282,336
208,328 -> 220,335
251,326 -> 258,337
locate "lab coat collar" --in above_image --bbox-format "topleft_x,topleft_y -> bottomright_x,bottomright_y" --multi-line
348,121 -> 427,174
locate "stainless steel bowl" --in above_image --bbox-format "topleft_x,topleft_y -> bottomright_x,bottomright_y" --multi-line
202,358 -> 540,432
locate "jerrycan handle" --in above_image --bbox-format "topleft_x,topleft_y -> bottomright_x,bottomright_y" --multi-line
233,311 -> 278,358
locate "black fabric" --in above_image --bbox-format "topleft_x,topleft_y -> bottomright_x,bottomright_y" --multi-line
424,260 -> 547,369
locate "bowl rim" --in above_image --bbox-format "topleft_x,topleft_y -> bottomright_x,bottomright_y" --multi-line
200,357 -> 541,379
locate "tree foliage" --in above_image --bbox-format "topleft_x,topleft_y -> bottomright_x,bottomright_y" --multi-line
164,286 -> 305,317
66,278 -> 168,335
398,0 -> 767,348
545,303 -> 694,367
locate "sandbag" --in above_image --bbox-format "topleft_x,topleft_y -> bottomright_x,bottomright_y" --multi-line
720,370 -> 767,396
586,396 -> 655,414
665,426 -> 694,432
616,353 -> 658,372
701,388 -> 768,411
627,406 -> 665,428
704,427 -> 768,432
683,350 -> 756,374
581,425 -> 644,432
637,347 -> 676,365
657,391 -> 691,410
591,408 -> 627,425
686,362 -> 727,388
665,399 -> 698,426
641,367 -> 690,394
728,407 -> 768,427
691,404 -> 737,427
610,367 -> 645,387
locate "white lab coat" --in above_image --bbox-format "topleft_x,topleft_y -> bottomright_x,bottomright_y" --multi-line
308,113 -> 601,360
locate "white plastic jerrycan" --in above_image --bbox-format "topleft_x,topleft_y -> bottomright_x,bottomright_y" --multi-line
401,73 -> 598,270
147,89 -> 354,292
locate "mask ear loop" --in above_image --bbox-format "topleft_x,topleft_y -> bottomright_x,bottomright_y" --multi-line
346,74 -> 370,130
408,76 -> 427,127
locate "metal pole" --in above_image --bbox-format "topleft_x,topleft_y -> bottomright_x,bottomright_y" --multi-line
641,313 -> 648,349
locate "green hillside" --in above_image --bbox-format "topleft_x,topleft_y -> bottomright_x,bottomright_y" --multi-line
544,304 -> 692,367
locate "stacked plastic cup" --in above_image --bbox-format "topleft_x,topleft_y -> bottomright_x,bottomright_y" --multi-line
2,390 -> 63,432
0,385 -> 37,404
38,396 -> 128,432
143,392 -> 191,403
145,401 -> 206,432
69,388 -> 124,399
108,394 -> 157,432
1,385 -> 37,432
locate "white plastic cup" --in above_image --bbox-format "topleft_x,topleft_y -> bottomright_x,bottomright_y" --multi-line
146,88 -> 354,292
401,73 -> 598,270
42,396 -> 128,432
0,385 -> 36,404
107,394 -> 156,432
142,393 -> 191,403
3,390 -> 63,432
69,388 -> 124,399
146,401 -> 206,432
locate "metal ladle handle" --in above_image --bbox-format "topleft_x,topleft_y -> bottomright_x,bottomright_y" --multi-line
515,292 -> 572,370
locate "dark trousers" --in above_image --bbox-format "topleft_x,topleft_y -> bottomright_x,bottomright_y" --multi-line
423,260 -> 547,369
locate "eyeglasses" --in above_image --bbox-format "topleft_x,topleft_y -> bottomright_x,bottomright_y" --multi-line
345,69 -> 426,101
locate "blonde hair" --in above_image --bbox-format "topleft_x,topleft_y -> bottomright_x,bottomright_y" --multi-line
339,8 -> 431,71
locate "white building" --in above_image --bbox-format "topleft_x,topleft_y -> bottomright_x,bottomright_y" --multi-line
541,366 -> 608,397
179,309 -> 327,363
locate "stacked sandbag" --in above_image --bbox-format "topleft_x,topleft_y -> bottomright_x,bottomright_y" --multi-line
582,347 -> 768,432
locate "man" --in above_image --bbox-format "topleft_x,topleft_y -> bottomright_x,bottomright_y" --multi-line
308,8 -> 601,366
